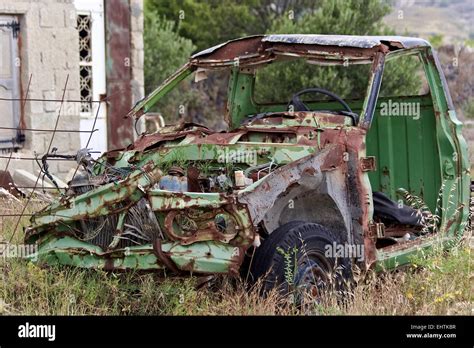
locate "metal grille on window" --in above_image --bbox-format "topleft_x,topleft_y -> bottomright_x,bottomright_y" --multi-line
77,14 -> 92,113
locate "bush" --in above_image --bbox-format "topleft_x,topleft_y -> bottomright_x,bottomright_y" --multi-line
256,0 -> 421,102
144,14 -> 197,121
462,98 -> 474,119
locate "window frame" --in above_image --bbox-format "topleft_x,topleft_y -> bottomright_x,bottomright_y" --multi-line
0,14 -> 22,151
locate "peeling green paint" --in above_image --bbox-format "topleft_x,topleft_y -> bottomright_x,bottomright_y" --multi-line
26,36 -> 470,277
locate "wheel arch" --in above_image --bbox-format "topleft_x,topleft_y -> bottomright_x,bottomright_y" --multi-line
238,144 -> 354,244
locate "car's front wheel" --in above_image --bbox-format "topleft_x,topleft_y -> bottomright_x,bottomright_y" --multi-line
249,221 -> 352,300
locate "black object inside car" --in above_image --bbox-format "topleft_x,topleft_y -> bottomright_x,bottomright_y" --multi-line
373,191 -> 422,226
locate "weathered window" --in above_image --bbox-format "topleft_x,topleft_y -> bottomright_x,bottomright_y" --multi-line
254,59 -> 371,104
77,13 -> 93,114
379,53 -> 429,97
0,15 -> 21,151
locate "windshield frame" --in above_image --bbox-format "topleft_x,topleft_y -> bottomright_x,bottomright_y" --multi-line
128,49 -> 389,131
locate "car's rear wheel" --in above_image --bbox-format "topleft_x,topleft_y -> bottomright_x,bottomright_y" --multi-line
249,221 -> 352,301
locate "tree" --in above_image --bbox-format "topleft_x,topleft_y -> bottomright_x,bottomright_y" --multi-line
145,0 -> 319,51
255,0 -> 422,102
268,0 -> 392,36
144,13 -> 196,120
145,0 -> 257,51
144,14 -> 195,94
144,0 -> 422,127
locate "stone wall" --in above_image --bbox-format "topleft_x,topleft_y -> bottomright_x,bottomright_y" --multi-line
0,0 -> 144,182
0,0 -> 81,178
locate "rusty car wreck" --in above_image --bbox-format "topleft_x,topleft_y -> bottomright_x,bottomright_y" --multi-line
25,35 -> 470,295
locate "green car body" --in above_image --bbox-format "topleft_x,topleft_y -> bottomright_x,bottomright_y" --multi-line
26,35 -> 470,277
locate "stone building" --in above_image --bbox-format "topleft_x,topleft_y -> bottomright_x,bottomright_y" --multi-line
0,0 -> 144,181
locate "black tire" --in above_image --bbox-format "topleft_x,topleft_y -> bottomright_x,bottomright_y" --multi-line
249,221 -> 352,299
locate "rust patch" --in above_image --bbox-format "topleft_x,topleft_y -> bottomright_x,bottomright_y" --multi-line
130,129 -> 207,152
270,42 -> 382,59
193,131 -> 243,144
384,226 -> 420,237
105,0 -> 134,149
320,145 -> 344,171
378,235 -> 428,252
0,170 -> 24,197
360,156 -> 376,172
193,36 -> 264,61
364,224 -> 379,268
104,258 -> 115,271
153,239 -> 179,273
228,246 -> 246,276
187,166 -> 200,192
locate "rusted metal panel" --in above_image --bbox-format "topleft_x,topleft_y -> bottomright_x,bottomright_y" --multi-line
192,34 -> 430,60
104,0 -> 133,150
0,170 -> 23,197
262,34 -> 430,49
360,156 -> 376,172
238,143 -> 346,224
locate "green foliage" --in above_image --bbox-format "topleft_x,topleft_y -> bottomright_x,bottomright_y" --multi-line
144,0 -> 422,124
145,0 -> 259,51
0,260 -> 202,315
145,0 -> 319,51
276,246 -> 298,287
267,0 -> 392,36
143,14 -> 198,121
378,55 -> 424,97
1,245 -> 470,315
465,39 -> 474,48
144,14 -> 195,93
254,59 -> 372,104
403,244 -> 473,314
429,34 -> 444,48
462,98 -> 474,119
256,0 -> 421,103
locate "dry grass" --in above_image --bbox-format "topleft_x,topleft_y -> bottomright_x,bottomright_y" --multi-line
316,242 -> 472,315
0,195 -> 46,244
0,243 -> 471,315
0,196 -> 472,316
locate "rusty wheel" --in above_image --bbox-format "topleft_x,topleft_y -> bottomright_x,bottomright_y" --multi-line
249,221 -> 352,301
294,250 -> 333,299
